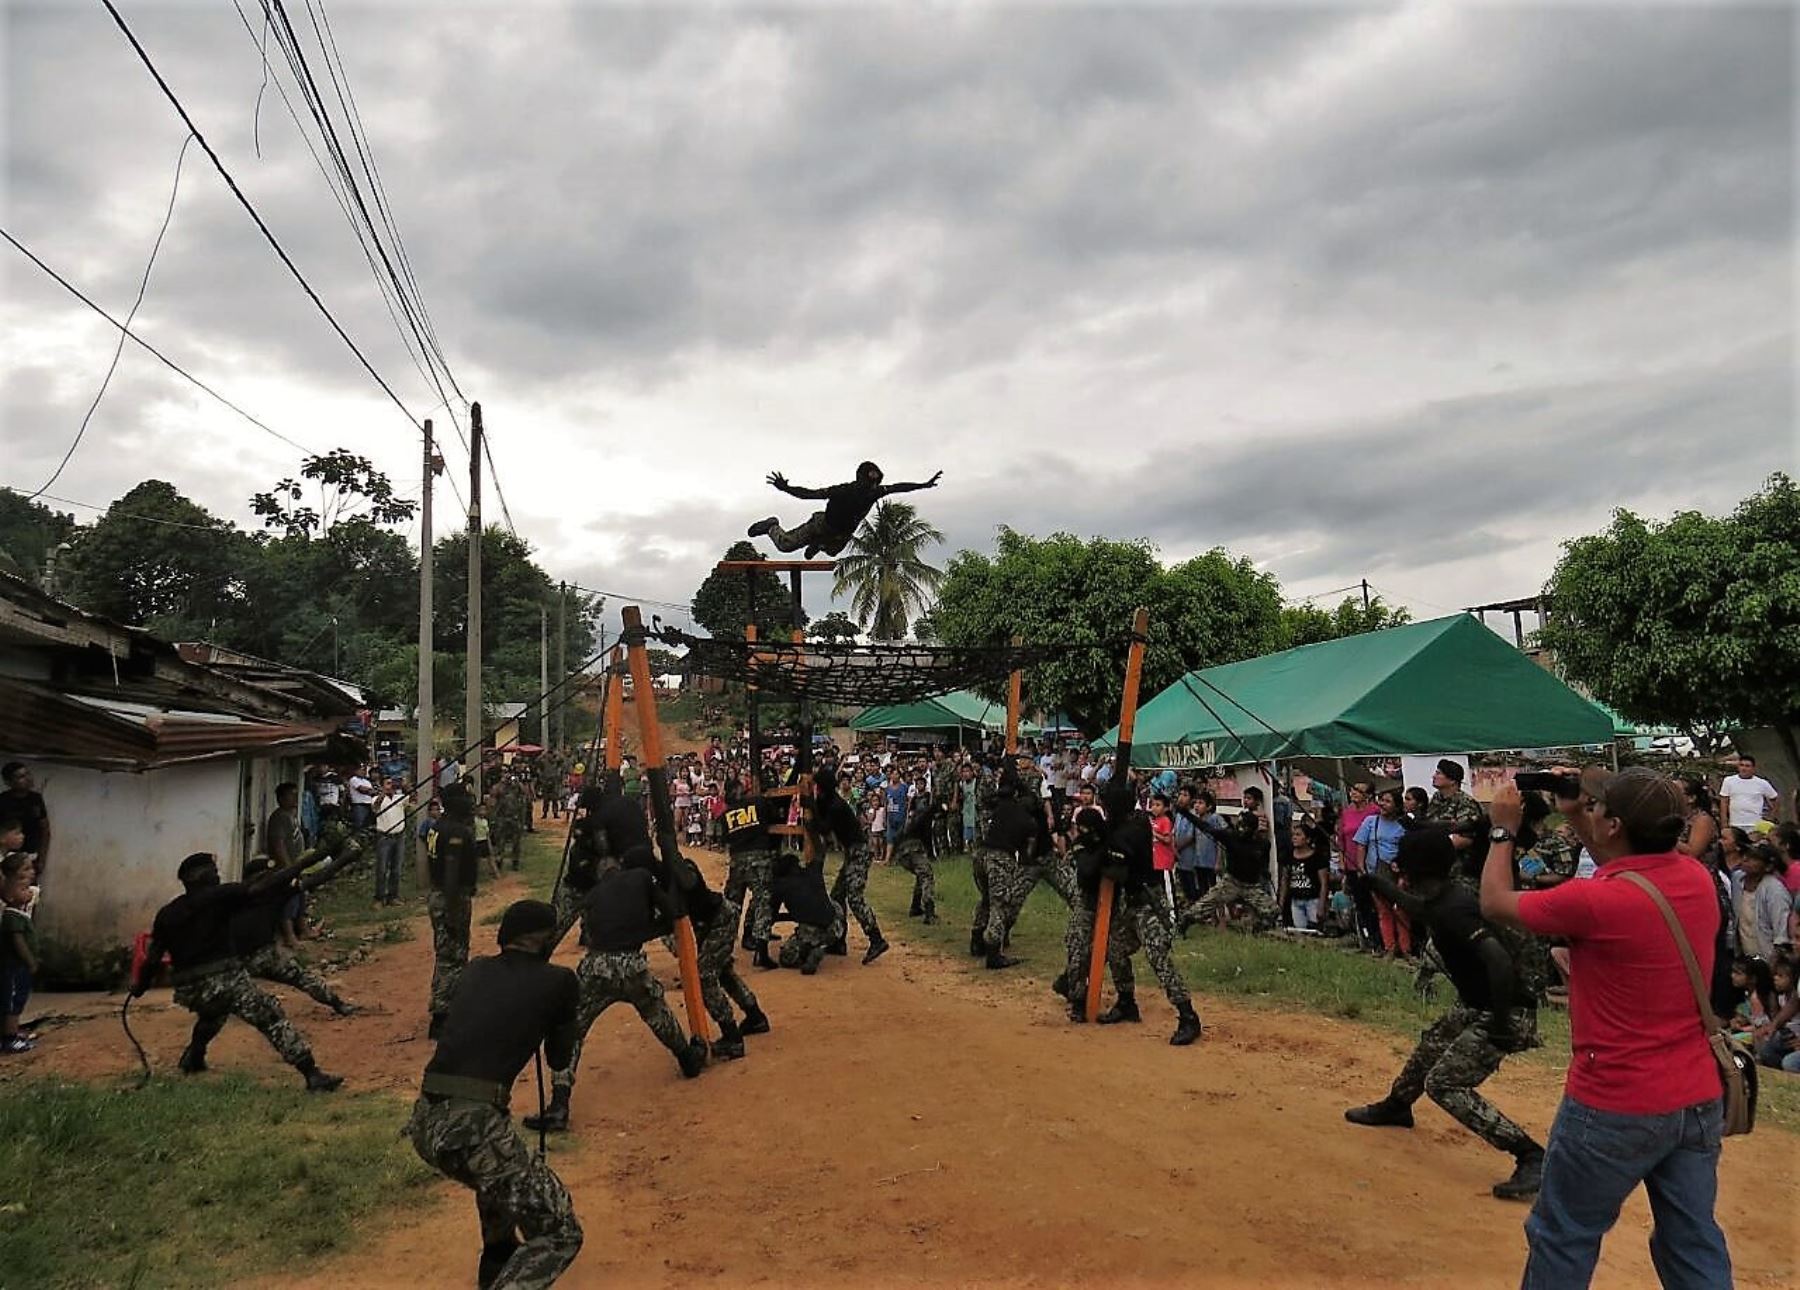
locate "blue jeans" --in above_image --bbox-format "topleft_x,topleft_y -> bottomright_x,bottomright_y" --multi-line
1522,1095 -> 1730,1290
374,833 -> 404,902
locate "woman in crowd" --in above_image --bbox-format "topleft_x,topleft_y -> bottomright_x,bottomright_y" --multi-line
1676,777 -> 1718,860
1735,844 -> 1793,962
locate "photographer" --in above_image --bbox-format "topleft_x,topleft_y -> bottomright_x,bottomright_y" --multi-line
1344,828 -> 1546,1200
1481,768 -> 1731,1290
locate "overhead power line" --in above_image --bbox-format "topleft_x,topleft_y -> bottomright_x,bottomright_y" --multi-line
96,0 -> 424,429
0,226 -> 316,455
24,133 -> 195,501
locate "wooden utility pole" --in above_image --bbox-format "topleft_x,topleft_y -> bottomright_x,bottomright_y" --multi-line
416,419 -> 436,880
539,602 -> 549,748
556,581 -> 568,749
465,402 -> 484,798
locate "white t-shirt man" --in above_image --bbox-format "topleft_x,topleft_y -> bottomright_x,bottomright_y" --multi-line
1719,769 -> 1779,829
374,790 -> 409,835
347,773 -> 376,809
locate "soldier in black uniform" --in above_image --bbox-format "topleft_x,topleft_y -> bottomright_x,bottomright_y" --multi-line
747,461 -> 943,558
665,851 -> 769,1061
811,770 -> 888,965
722,776 -> 785,969
549,786 -> 616,952
894,791 -> 945,924
972,767 -> 1052,970
133,850 -> 351,1089
1344,828 -> 1547,1201
408,899 -> 583,1289
770,850 -> 839,973
232,854 -> 356,1016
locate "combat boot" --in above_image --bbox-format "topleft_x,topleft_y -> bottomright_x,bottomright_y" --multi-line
522,1087 -> 570,1133
1169,1001 -> 1203,1047
863,933 -> 890,965
300,1060 -> 344,1093
711,1022 -> 746,1062
1344,1098 -> 1415,1129
1067,997 -> 1087,1023
969,929 -> 987,957
1050,971 -> 1070,999
478,1237 -> 522,1290
1492,1148 -> 1545,1201
921,901 -> 938,926
801,947 -> 826,975
739,1006 -> 771,1036
330,999 -> 357,1017
984,949 -> 1022,970
677,1037 -> 708,1079
752,941 -> 779,970
826,935 -> 849,957
1097,994 -> 1141,1025
177,1043 -> 208,1074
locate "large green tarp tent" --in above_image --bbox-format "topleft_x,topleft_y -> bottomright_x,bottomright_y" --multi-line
1094,614 -> 1614,769
851,690 -> 1038,737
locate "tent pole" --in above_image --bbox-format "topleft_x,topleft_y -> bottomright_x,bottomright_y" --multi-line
1087,607 -> 1150,1024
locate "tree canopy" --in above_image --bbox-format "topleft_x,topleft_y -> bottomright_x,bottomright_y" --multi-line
690,541 -> 798,639
1539,473 -> 1800,761
1276,594 -> 1411,650
831,500 -> 943,640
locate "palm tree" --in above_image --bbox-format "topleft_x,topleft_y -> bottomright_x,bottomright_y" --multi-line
832,500 -> 944,640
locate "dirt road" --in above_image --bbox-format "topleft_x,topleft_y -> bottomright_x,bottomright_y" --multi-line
32,841 -> 1798,1289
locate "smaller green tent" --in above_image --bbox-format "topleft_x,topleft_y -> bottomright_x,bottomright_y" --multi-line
1094,614 -> 1614,769
851,690 -> 1034,738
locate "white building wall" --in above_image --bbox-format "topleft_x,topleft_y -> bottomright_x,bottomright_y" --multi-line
5,756 -> 247,959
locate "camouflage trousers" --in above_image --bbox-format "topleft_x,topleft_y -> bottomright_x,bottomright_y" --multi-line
1183,873 -> 1278,928
829,842 -> 880,941
494,822 -> 524,868
893,838 -> 935,910
406,1096 -> 582,1289
427,887 -> 473,1021
241,943 -> 347,1012
549,880 -> 588,954
982,851 -> 1077,953
1064,883 -> 1191,1008
777,922 -> 835,970
173,965 -> 312,1069
970,847 -> 999,940
552,949 -> 688,1091
725,848 -> 776,945
697,889 -> 761,1030
1388,1004 -> 1542,1157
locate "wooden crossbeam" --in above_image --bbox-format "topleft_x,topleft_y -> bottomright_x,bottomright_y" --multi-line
714,560 -> 836,573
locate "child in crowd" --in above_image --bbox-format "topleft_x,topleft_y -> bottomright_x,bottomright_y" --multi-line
869,799 -> 888,863
1756,956 -> 1800,1074
472,802 -> 500,880
1729,954 -> 1775,1038
1,853 -> 38,1054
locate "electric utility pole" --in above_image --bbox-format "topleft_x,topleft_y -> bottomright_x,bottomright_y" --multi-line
465,403 -> 484,798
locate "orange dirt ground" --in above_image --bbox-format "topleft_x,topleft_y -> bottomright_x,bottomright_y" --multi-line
24,821 -> 1799,1289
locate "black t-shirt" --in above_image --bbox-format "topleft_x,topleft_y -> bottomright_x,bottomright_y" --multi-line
152,883 -> 255,969
426,950 -> 580,1085
821,480 -> 883,531
1,789 -> 47,854
429,819 -> 479,891
1219,823 -> 1271,885
227,889 -> 292,956
982,795 -> 1045,857
1286,848 -> 1325,900
594,791 -> 652,859
902,796 -> 943,842
723,797 -> 784,854
812,793 -> 864,852
583,866 -> 675,952
565,819 -> 608,891
1416,882 -> 1531,1012
1107,811 -> 1156,890
771,856 -> 835,927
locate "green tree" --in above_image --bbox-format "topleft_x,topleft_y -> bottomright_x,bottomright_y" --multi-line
831,500 -> 943,640
0,490 -> 77,586
690,541 -> 795,639
1538,473 -> 1800,764
62,481 -> 251,636
810,611 -> 861,644
250,449 -> 417,538
1275,594 -> 1411,650
928,529 -> 1284,734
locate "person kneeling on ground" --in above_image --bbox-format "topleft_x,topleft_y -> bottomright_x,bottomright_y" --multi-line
771,850 -> 839,974
408,900 -> 583,1289
1345,828 -> 1547,1200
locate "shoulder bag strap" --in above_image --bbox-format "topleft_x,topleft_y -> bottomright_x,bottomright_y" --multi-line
1618,870 -> 1721,1032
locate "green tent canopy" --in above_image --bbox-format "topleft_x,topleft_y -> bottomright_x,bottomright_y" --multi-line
1094,614 -> 1614,769
851,690 -> 1038,737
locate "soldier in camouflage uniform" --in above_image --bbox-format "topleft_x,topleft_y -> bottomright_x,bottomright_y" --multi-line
411,900 -> 582,1289
492,776 -> 528,871
722,776 -> 782,964
893,791 -> 944,924
1422,759 -> 1485,875
133,850 -> 349,1090
1347,829 -> 1546,1201
428,788 -> 483,1036
812,770 -> 888,964
527,851 -> 705,1132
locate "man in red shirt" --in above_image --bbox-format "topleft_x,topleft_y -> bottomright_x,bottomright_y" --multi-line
1481,768 -> 1731,1290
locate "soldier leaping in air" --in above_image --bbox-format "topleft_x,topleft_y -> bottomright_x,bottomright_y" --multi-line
747,461 -> 942,558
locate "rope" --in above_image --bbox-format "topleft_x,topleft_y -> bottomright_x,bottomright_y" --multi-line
549,659 -> 617,909
120,995 -> 151,1088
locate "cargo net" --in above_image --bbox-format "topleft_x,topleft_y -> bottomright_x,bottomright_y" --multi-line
653,627 -> 1071,706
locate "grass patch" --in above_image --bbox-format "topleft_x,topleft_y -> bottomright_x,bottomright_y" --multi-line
865,855 -> 1800,1133
0,1075 -> 433,1289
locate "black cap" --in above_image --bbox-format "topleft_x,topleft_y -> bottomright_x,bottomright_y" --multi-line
497,899 -> 556,944
1436,759 -> 1465,783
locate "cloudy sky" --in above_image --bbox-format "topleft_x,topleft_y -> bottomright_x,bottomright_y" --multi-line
3,2 -> 1794,637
